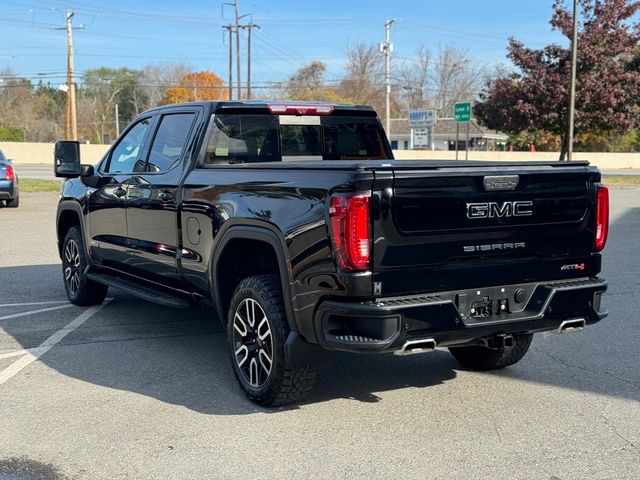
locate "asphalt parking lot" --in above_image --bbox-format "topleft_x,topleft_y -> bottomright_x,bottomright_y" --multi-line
0,190 -> 639,480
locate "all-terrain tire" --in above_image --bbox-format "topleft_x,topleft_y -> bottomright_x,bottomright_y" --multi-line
62,226 -> 108,306
448,333 -> 533,370
227,274 -> 316,407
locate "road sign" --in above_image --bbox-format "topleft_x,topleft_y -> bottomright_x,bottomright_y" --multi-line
408,109 -> 437,128
454,102 -> 471,123
412,128 -> 430,148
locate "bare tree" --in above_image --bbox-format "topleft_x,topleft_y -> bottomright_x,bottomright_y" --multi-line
430,44 -> 484,117
139,62 -> 193,110
280,61 -> 344,101
0,69 -> 32,140
338,42 -> 385,109
397,46 -> 431,110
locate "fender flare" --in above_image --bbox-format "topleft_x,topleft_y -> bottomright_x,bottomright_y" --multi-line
56,200 -> 89,259
210,224 -> 299,333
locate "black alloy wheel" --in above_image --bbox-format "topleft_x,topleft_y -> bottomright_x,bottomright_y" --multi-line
231,297 -> 274,388
61,226 -> 108,306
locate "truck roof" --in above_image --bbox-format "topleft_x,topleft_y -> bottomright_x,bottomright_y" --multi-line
143,99 -> 377,116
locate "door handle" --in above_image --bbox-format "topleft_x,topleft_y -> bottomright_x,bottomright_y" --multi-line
158,191 -> 174,202
114,186 -> 126,198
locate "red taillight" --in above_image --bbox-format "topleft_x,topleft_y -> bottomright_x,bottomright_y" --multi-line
5,164 -> 14,181
267,103 -> 334,115
594,184 -> 609,251
329,192 -> 371,271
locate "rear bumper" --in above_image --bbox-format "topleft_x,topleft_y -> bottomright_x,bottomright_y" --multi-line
0,180 -> 17,200
313,277 -> 608,353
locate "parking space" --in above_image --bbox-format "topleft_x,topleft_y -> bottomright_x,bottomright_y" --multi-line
0,189 -> 639,479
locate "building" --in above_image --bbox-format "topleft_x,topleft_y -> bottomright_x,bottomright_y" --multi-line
388,117 -> 508,151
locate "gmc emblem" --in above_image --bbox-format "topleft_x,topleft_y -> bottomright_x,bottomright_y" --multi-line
467,201 -> 533,219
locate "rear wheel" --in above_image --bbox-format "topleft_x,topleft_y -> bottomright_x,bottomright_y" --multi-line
227,274 -> 316,407
62,226 -> 108,306
448,333 -> 533,370
6,194 -> 19,208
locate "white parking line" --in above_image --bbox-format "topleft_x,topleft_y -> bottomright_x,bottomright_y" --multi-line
0,301 -> 69,308
0,347 -> 46,359
0,304 -> 74,321
0,299 -> 112,385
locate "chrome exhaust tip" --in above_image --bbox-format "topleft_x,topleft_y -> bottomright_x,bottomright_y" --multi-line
394,338 -> 437,356
555,318 -> 586,334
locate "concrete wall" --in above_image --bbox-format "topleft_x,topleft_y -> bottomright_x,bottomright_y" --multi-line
0,142 -> 110,166
1,141 -> 639,170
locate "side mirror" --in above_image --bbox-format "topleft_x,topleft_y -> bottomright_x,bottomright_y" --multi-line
80,164 -> 94,176
80,164 -> 102,188
54,140 -> 81,178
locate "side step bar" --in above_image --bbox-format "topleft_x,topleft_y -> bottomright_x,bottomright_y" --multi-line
394,338 -> 437,356
87,271 -> 193,308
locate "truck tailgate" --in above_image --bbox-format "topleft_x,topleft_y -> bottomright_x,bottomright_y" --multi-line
371,164 -> 601,296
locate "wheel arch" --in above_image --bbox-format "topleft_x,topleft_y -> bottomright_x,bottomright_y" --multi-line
56,201 -> 87,259
211,225 -> 298,333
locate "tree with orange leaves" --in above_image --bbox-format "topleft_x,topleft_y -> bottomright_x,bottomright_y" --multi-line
163,71 -> 227,104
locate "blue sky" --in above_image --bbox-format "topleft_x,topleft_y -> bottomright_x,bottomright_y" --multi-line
1,0 -> 567,87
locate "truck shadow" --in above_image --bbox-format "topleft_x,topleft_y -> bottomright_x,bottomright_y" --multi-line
0,206 -> 638,414
0,265 -> 457,415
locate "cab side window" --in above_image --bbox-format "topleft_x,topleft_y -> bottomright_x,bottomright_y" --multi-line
146,113 -> 196,173
203,114 -> 280,165
106,119 -> 151,174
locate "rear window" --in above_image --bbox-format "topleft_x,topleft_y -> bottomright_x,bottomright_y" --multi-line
203,114 -> 389,165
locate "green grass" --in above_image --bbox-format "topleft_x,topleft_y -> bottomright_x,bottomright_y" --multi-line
601,175 -> 640,185
20,178 -> 62,193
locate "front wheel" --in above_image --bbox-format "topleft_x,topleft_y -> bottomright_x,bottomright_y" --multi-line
227,274 -> 316,407
62,226 -> 108,306
448,333 -> 533,370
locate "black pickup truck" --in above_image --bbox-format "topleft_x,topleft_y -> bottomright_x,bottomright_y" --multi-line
54,100 -> 609,406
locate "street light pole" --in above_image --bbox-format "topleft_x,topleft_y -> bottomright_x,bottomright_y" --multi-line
380,19 -> 395,137
567,0 -> 579,161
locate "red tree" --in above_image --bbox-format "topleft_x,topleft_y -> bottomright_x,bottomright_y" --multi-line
474,0 -> 640,159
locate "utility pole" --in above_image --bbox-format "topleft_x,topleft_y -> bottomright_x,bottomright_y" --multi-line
222,24 -> 234,100
233,0 -> 241,100
55,11 -> 84,141
379,19 -> 395,137
566,0 -> 579,161
241,22 -> 260,99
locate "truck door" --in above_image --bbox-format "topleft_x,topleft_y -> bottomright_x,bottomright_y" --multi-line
125,109 -> 200,287
88,117 -> 153,270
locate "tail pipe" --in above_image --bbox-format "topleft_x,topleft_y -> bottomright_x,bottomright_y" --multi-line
394,338 -> 437,356
555,318 -> 586,334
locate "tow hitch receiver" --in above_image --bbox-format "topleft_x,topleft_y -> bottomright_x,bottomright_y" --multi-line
483,334 -> 514,349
